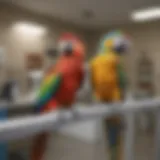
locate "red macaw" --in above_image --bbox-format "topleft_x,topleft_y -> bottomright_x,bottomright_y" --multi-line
31,33 -> 85,160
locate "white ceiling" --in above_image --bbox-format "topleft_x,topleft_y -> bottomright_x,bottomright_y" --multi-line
4,0 -> 160,28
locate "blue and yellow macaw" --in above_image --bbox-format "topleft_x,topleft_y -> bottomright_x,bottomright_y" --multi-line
90,30 -> 130,160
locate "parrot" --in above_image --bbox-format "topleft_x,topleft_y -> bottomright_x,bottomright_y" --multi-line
90,30 -> 130,160
31,33 -> 85,160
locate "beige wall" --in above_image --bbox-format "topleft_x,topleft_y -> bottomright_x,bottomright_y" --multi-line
0,2 -> 88,93
125,24 -> 160,96
1,2 -> 160,96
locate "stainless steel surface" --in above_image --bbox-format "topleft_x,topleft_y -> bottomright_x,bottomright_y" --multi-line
0,98 -> 158,160
0,98 -> 159,141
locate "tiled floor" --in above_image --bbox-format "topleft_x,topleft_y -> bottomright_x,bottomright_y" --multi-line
134,131 -> 155,160
8,108 -> 156,160
9,129 -> 156,160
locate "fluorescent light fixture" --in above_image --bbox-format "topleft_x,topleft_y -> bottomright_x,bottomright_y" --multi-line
13,22 -> 46,35
131,7 -> 160,22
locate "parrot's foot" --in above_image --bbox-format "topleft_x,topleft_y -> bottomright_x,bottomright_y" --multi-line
71,108 -> 79,119
57,109 -> 67,123
57,108 -> 79,124
58,108 -> 76,123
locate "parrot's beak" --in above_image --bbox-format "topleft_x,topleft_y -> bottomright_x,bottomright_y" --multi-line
59,42 -> 73,56
63,46 -> 73,56
115,44 -> 128,55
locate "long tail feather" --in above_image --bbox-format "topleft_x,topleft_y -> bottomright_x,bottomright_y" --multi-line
106,119 -> 122,160
31,133 -> 49,160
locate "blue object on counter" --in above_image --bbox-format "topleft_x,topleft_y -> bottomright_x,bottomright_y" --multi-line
0,80 -> 16,102
0,108 -> 8,160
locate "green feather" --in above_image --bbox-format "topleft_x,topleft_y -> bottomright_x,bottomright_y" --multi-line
38,75 -> 57,98
36,74 -> 62,112
117,64 -> 127,89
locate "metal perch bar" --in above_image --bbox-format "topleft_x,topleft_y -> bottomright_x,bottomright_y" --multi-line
0,98 -> 159,160
0,98 -> 159,141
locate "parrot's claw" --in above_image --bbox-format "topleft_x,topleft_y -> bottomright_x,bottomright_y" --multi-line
57,109 -> 68,123
71,108 -> 79,119
58,108 -> 78,123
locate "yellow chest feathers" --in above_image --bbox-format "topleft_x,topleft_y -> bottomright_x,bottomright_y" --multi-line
91,53 -> 119,85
